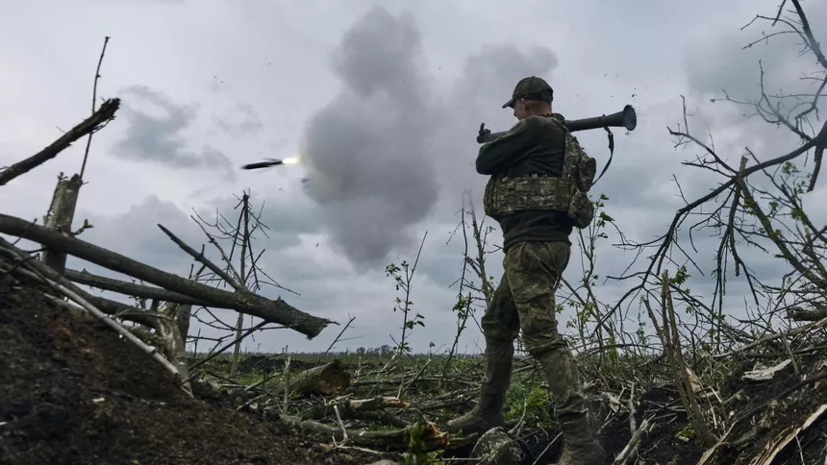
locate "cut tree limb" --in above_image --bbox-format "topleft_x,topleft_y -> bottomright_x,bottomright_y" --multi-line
0,213 -> 333,338
0,98 -> 120,187
786,306 -> 827,322
156,303 -> 193,392
65,268 -> 211,307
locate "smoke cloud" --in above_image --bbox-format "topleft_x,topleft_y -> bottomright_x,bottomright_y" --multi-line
298,5 -> 559,270
298,6 -> 439,268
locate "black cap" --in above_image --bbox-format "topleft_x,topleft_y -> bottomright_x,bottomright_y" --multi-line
502,76 -> 554,109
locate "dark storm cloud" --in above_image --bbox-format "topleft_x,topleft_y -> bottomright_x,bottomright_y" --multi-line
112,85 -> 234,176
297,6 -> 440,269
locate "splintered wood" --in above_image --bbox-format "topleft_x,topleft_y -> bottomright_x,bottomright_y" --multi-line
748,404 -> 827,465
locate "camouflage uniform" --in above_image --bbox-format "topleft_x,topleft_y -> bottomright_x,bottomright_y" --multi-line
447,77 -> 604,465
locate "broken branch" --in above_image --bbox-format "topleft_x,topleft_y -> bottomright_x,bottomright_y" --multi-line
0,98 -> 120,187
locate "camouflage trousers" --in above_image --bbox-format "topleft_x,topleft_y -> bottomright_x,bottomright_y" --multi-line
481,240 -> 589,420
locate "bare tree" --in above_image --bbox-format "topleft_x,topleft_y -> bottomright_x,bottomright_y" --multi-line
190,189 -> 298,376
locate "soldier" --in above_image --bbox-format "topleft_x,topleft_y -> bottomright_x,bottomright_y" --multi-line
446,77 -> 604,465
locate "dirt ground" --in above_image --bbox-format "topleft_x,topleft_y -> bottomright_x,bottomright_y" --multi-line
0,275 -> 398,465
2,271 -> 826,465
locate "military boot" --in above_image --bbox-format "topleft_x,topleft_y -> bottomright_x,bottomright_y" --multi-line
553,412 -> 605,465
446,341 -> 513,435
534,348 -> 604,465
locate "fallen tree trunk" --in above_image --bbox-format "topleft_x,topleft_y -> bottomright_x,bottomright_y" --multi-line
0,98 -> 120,187
65,268 -> 212,307
273,360 -> 351,398
0,213 -> 333,338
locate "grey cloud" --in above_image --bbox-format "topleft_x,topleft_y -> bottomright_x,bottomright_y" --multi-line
213,103 -> 263,137
455,43 -> 558,105
69,195 -> 205,278
685,2 -> 827,101
683,3 -> 827,147
193,188 -> 324,251
112,85 -> 234,177
424,43 -> 561,222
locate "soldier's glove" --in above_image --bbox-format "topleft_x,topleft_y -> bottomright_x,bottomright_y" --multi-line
478,123 -> 491,138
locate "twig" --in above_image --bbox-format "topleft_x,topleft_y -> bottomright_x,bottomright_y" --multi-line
333,405 -> 349,442
531,432 -> 563,465
158,224 -> 242,292
321,315 -> 356,359
184,320 -> 269,383
508,396 -> 529,437
79,35 -> 110,180
712,316 -> 827,359
398,358 -> 431,399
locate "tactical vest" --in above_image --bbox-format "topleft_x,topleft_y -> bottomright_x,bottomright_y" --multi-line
482,118 -> 596,229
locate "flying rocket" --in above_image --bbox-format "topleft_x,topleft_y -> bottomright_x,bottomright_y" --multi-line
240,157 -> 299,170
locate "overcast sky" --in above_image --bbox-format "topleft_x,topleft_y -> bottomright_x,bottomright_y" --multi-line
2,0 -> 826,355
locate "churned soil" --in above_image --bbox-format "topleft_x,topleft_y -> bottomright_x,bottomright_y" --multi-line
0,275 -> 396,465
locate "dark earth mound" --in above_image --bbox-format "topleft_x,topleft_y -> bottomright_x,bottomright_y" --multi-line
0,275 -> 397,465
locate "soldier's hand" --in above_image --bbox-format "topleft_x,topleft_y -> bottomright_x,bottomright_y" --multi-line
478,123 -> 491,137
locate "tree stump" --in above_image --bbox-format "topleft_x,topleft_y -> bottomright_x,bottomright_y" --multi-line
42,173 -> 83,275
273,360 -> 351,398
